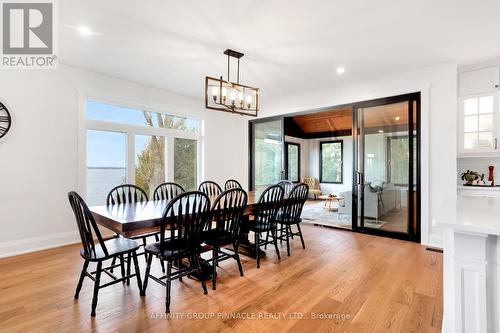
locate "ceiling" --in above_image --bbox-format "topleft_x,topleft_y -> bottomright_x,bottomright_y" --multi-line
291,102 -> 409,134
59,0 -> 500,105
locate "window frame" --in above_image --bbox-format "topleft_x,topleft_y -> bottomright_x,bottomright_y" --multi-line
79,95 -> 202,201
319,140 -> 343,184
284,142 -> 300,183
458,92 -> 499,154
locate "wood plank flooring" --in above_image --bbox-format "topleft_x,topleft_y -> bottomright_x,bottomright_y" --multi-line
0,225 -> 442,333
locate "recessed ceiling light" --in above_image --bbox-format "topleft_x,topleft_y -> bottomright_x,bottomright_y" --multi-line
395,116 -> 400,121
378,129 -> 384,133
336,67 -> 345,75
78,26 -> 92,37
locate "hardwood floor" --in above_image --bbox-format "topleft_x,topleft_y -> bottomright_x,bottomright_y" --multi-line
0,225 -> 442,333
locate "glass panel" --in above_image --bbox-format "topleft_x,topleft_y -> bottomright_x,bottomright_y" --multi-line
478,132 -> 493,148
287,144 -> 299,182
464,115 -> 478,132
253,120 -> 283,191
86,130 -> 127,206
479,114 -> 493,131
464,98 -> 478,115
464,133 -> 477,149
135,135 -> 165,197
86,100 -> 199,132
479,96 -> 494,114
320,141 -> 343,183
357,101 -> 409,234
174,138 -> 197,191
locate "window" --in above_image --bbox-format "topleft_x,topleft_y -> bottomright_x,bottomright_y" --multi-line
285,142 -> 300,182
320,141 -> 343,183
462,94 -> 496,150
86,130 -> 127,206
135,135 -> 165,197
84,100 -> 200,204
174,138 -> 197,191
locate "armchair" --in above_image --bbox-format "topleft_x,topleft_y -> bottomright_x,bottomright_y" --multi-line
301,177 -> 321,199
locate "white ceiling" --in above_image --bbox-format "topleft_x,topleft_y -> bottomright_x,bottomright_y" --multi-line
59,0 -> 500,104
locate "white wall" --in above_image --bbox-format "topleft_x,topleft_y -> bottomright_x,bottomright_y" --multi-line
0,64 -> 246,257
262,62 -> 458,247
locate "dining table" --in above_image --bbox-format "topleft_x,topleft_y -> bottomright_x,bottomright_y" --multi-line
89,191 -> 266,262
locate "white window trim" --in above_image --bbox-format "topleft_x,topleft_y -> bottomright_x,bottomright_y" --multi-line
78,92 -> 203,200
458,92 -> 499,156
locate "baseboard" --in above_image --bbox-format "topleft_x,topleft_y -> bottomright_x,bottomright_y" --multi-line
0,231 -> 81,258
0,228 -> 116,259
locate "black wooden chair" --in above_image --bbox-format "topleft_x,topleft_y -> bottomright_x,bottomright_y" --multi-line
106,184 -> 149,205
153,182 -> 185,201
198,181 -> 222,197
277,180 -> 294,195
224,179 -> 243,190
249,185 -> 284,268
142,191 -> 210,313
274,183 -> 309,256
68,191 -> 143,317
106,184 -> 161,272
203,188 -> 247,290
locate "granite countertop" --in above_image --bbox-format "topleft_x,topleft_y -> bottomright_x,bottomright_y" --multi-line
434,194 -> 500,235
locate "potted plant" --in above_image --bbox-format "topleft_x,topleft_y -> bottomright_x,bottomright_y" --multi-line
460,170 -> 481,185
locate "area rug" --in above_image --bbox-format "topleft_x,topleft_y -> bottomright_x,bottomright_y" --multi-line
301,201 -> 385,229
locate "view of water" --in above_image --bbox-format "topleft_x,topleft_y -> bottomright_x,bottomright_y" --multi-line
87,167 -> 127,206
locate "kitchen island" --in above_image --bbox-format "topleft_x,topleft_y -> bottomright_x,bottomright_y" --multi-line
435,194 -> 500,333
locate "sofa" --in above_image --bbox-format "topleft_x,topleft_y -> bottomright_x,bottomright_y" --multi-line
338,182 -> 400,220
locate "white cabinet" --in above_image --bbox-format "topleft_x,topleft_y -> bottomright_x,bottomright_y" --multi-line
459,66 -> 499,96
458,65 -> 500,156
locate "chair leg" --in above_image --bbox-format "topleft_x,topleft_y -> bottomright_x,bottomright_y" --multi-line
141,253 -> 153,296
160,259 -> 166,273
193,255 -> 208,295
297,223 -> 306,249
233,243 -> 244,277
212,247 -> 218,290
110,256 -> 117,273
280,224 -> 283,243
119,254 -> 126,282
255,231 -> 260,269
91,261 -> 102,317
270,228 -> 281,260
132,252 -> 143,293
126,253 -> 131,285
265,230 -> 269,249
74,260 -> 89,299
165,260 -> 172,314
286,224 -> 291,256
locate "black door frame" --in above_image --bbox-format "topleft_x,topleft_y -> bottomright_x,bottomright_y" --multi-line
352,92 -> 421,242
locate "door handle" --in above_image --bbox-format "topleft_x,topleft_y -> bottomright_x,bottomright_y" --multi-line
356,172 -> 363,185
495,138 -> 498,150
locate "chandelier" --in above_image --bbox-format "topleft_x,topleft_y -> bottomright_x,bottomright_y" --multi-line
205,49 -> 259,117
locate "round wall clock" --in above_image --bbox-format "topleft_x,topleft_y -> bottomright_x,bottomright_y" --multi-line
0,101 -> 12,139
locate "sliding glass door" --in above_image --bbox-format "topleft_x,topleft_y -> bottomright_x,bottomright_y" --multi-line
353,94 -> 420,241
249,118 -> 285,191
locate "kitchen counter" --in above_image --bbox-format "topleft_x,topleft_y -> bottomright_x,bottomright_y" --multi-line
457,185 -> 500,197
434,194 -> 500,333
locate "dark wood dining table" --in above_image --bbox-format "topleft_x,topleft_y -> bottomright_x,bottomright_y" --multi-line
89,191 -> 264,258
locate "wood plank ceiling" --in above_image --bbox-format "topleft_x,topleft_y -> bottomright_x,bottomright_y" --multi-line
292,102 -> 409,134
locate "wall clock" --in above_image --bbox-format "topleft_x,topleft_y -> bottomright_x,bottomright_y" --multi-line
0,101 -> 12,139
